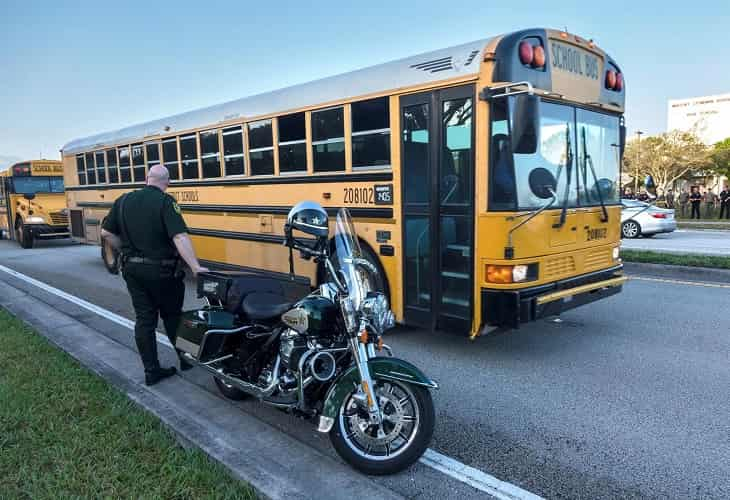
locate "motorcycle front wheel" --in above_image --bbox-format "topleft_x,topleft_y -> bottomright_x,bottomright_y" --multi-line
329,378 -> 434,475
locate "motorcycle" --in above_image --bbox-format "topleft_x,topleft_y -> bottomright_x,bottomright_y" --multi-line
175,205 -> 437,475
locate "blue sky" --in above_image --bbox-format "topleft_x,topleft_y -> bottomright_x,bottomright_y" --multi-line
1,0 -> 728,165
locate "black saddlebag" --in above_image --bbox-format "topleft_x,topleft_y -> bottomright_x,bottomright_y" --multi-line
175,307 -> 238,362
197,271 -> 289,318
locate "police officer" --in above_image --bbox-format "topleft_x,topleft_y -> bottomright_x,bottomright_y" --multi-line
678,189 -> 690,218
101,165 -> 208,385
689,186 -> 702,219
720,184 -> 730,220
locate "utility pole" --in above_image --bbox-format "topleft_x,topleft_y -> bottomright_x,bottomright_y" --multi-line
634,130 -> 643,194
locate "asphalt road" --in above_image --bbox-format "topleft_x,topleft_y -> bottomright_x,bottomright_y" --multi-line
621,229 -> 730,256
1,238 -> 729,499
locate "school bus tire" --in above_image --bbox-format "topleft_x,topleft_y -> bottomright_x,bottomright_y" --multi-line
322,238 -> 390,304
101,229 -> 120,274
15,219 -> 33,249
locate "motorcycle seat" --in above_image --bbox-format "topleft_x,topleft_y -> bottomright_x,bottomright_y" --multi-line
242,292 -> 293,321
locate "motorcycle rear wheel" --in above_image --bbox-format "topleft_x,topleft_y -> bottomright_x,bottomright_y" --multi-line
329,378 -> 434,475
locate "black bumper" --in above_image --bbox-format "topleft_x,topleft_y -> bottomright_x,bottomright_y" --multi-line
29,224 -> 70,239
482,265 -> 624,329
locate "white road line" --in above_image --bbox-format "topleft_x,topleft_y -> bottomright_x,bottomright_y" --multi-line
0,262 -> 543,500
420,449 -> 543,500
0,263 -> 172,347
628,275 -> 730,289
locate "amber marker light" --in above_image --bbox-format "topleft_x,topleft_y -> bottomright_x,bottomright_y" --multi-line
486,265 -> 514,284
533,45 -> 546,68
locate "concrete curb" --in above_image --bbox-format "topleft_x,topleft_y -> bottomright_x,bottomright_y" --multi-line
623,261 -> 730,284
0,277 -> 403,500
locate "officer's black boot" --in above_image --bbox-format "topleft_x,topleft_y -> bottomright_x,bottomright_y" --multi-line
145,366 -> 177,386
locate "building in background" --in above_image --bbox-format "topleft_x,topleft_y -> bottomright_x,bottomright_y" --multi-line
667,93 -> 730,145
667,93 -> 729,197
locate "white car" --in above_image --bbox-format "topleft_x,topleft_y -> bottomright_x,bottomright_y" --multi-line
620,199 -> 677,238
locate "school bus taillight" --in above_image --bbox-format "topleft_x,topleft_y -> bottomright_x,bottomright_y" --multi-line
518,40 -> 545,69
605,69 -> 624,92
13,165 -> 30,176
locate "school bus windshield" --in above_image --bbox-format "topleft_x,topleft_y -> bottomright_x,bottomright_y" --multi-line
12,176 -> 65,194
490,98 -> 620,211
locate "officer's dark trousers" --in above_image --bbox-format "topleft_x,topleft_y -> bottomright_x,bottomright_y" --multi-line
720,202 -> 729,219
122,262 -> 185,372
691,202 -> 701,219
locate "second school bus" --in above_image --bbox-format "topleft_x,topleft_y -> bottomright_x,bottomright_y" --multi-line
61,27 -> 627,337
0,160 -> 69,249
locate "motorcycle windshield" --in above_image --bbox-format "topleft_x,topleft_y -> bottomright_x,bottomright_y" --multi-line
334,208 -> 367,309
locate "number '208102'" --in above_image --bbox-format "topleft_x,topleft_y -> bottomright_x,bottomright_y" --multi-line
343,187 -> 374,204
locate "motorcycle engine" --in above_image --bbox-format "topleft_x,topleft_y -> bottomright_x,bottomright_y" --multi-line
279,328 -> 308,372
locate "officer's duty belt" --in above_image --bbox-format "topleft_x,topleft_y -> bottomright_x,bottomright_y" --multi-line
125,256 -> 177,266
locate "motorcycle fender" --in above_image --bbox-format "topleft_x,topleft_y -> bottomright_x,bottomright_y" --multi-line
320,357 -> 438,428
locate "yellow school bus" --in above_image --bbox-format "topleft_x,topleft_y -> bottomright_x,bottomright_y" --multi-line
0,160 -> 70,248
61,28 -> 627,337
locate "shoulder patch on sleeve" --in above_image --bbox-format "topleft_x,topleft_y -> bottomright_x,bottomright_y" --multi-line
172,202 -> 181,214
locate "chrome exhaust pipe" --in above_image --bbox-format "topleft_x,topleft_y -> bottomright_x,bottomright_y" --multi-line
181,352 -> 281,399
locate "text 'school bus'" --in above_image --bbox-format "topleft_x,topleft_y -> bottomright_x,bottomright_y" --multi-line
61,28 -> 628,337
0,160 -> 70,249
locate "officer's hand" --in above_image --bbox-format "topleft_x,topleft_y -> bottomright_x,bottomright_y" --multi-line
192,265 -> 209,276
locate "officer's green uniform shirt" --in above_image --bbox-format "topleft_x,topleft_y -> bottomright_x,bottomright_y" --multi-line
102,185 -> 188,259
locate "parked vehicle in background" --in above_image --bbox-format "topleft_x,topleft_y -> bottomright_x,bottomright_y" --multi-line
620,199 -> 676,238
0,161 -> 69,248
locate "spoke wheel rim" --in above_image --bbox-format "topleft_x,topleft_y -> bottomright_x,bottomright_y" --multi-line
338,380 -> 420,461
624,222 -> 638,237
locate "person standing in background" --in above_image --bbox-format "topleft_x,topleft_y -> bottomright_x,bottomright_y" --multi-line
719,184 -> 730,219
666,188 -> 675,209
704,188 -> 717,219
679,189 -> 690,218
689,187 -> 702,219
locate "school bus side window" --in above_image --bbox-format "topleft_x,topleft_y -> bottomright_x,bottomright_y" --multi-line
222,127 -> 245,176
248,120 -> 274,176
278,113 -> 306,174
200,129 -> 221,178
162,138 -> 180,180
180,135 -> 199,179
85,152 -> 96,184
118,145 -> 132,182
352,97 -> 390,169
312,107 -> 345,172
106,149 -> 119,183
131,143 -> 145,181
76,155 -> 87,185
95,151 -> 106,184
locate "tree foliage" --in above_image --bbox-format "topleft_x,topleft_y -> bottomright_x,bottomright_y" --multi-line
622,130 -> 710,191
710,137 -> 730,179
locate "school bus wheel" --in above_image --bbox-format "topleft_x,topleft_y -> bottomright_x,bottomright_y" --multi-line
15,219 -> 33,249
101,222 -> 120,274
322,238 -> 390,304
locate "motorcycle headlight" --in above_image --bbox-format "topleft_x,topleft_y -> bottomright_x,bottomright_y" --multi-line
361,293 -> 395,334
26,216 -> 45,224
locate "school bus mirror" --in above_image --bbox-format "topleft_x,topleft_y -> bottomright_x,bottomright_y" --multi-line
528,167 -> 557,199
23,193 -> 36,201
511,94 -> 540,155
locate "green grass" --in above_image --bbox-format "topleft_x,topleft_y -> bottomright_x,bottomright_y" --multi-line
621,249 -> 730,270
0,308 -> 256,500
